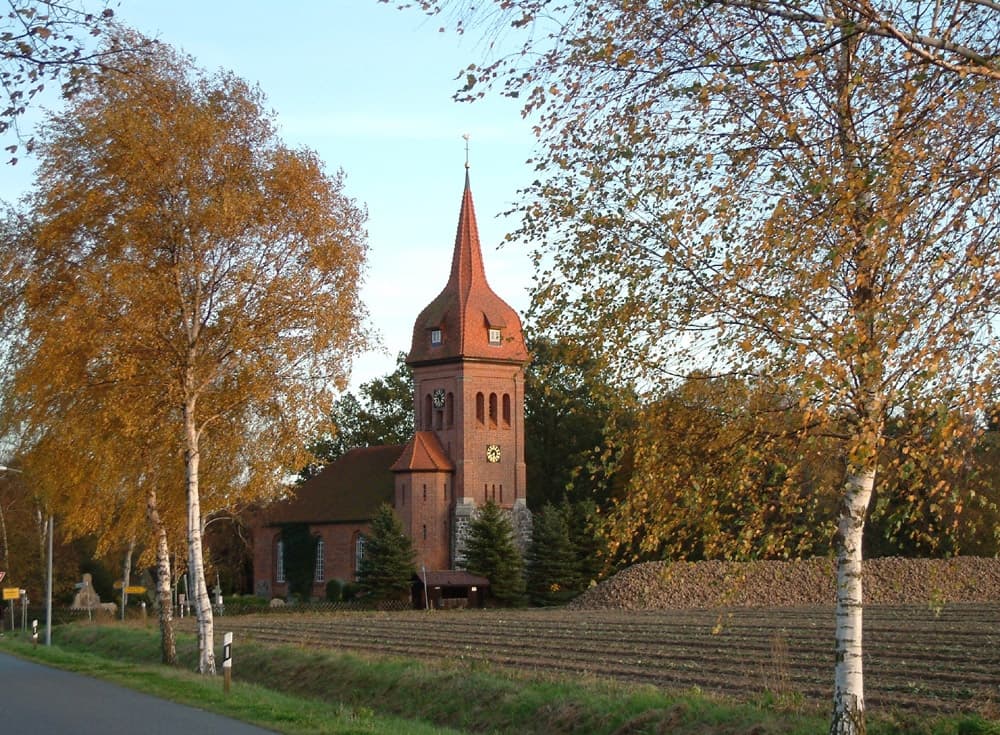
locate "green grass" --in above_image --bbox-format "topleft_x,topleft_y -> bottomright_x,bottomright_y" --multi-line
2,623 -> 997,735
0,630 -> 457,735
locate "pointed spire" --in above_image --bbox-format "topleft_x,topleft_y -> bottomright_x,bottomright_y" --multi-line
447,170 -> 490,299
407,170 -> 529,366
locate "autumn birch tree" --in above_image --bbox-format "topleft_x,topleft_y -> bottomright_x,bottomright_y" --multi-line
2,30 -> 368,673
402,1 -> 1000,732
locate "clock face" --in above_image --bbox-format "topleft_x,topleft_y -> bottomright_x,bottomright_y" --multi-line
432,389 -> 446,408
486,444 -> 501,463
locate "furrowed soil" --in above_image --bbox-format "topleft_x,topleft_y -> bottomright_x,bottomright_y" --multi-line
210,557 -> 1000,717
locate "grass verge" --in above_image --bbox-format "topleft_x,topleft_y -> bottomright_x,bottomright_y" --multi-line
0,629 -> 457,735
2,624 -> 998,735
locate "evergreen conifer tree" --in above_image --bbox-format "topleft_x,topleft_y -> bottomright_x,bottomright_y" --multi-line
357,503 -> 416,604
280,524 -> 318,600
567,500 -> 608,586
525,503 -> 580,606
463,501 -> 526,606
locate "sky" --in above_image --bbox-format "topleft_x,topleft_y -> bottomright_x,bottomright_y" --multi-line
1,1 -> 539,390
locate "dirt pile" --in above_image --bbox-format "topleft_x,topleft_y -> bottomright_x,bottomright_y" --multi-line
570,556 -> 1000,610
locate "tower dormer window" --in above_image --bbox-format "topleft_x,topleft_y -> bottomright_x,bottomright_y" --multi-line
488,328 -> 501,344
431,329 -> 442,345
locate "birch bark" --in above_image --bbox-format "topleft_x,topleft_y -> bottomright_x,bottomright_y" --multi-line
146,486 -> 176,665
184,397 -> 215,675
830,461 -> 876,735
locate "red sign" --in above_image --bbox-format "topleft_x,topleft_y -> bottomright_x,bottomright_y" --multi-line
0,571 -> 5,584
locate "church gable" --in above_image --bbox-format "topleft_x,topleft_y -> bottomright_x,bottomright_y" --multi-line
390,431 -> 454,473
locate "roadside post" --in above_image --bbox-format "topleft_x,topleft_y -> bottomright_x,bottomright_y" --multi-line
31,619 -> 37,646
223,631 -> 233,693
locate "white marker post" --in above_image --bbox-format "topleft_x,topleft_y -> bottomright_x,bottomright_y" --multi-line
223,631 -> 233,693
31,619 -> 37,647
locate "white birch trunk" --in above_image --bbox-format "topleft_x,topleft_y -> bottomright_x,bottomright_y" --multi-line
184,400 -> 215,675
0,501 -> 9,571
830,463 -> 875,735
146,486 -> 176,665
121,538 -> 134,621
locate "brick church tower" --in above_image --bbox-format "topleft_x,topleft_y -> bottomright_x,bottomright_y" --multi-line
391,171 -> 530,571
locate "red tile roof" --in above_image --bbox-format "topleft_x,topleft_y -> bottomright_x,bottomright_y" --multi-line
390,431 -> 454,473
262,445 -> 404,525
407,172 -> 529,366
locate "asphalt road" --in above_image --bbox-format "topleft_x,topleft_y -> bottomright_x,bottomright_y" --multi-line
0,652 -> 276,734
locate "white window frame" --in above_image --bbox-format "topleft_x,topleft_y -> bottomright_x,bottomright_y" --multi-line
488,327 -> 501,344
275,539 -> 285,584
354,534 -> 366,575
314,538 -> 325,583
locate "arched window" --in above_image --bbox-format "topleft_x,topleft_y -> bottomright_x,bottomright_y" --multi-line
275,539 -> 285,584
423,394 -> 433,430
446,392 -> 455,428
422,524 -> 427,540
502,394 -> 511,427
314,538 -> 325,583
354,534 -> 366,576
489,393 -> 498,427
476,392 -> 485,424
423,484 -> 427,501
499,485 -> 504,504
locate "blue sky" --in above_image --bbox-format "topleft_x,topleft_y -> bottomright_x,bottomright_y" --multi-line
2,1 -> 538,389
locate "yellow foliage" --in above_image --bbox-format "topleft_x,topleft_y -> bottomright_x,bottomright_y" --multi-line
1,31 -> 369,595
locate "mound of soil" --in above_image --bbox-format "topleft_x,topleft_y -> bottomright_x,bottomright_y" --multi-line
570,556 -> 1000,610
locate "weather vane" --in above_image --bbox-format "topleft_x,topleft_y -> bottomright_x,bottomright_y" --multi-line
463,133 -> 470,169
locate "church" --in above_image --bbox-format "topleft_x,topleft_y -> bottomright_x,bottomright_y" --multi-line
251,170 -> 530,601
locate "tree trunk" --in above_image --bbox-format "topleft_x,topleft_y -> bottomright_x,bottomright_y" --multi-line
830,458 -> 876,735
0,501 -> 9,573
184,399 -> 215,675
146,486 -> 176,665
121,537 -> 134,621
36,505 -> 47,577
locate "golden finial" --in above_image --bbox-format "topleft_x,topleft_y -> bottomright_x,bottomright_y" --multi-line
463,133 -> 471,169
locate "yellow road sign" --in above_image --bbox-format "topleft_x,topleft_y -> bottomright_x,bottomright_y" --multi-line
125,586 -> 146,594
3,587 -> 20,600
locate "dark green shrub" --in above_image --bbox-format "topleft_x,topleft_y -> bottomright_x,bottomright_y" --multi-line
325,578 -> 344,602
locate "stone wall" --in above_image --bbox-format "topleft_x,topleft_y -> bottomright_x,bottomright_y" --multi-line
451,499 -> 533,569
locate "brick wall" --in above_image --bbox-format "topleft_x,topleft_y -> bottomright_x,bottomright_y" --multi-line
254,521 -> 371,600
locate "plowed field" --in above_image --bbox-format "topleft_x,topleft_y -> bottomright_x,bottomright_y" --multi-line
211,603 -> 999,715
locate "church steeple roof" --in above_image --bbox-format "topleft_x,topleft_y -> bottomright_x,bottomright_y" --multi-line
407,173 -> 528,366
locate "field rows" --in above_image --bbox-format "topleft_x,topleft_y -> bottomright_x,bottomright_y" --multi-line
208,603 -> 1000,715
